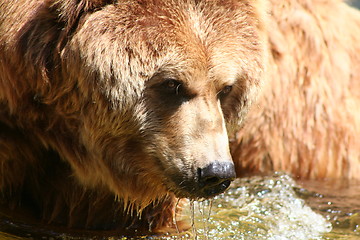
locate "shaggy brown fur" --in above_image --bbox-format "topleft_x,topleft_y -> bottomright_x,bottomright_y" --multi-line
232,0 -> 360,180
0,0 -> 266,234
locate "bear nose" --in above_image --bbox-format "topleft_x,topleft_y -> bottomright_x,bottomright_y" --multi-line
197,162 -> 236,197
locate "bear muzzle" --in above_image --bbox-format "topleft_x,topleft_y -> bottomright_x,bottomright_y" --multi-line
173,160 -> 236,199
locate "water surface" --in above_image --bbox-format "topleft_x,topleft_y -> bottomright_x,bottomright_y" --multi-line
1,173 -> 359,239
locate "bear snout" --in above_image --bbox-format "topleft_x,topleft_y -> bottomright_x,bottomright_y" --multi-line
197,161 -> 236,197
173,160 -> 236,199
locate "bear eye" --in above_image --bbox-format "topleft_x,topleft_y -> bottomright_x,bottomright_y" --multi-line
163,79 -> 182,95
219,85 -> 233,96
223,85 -> 233,94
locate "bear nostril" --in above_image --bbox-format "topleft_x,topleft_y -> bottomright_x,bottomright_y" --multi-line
198,162 -> 236,197
203,176 -> 221,186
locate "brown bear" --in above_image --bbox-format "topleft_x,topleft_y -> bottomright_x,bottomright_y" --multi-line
2,0 -> 359,236
0,0 -> 267,235
231,0 -> 360,180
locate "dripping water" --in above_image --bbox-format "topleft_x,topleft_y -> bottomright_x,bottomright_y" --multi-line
188,199 -> 214,240
206,199 -> 213,239
173,198 -> 181,233
189,200 -> 197,240
198,201 -> 207,240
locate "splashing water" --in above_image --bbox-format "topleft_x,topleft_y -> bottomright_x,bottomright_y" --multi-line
178,173 -> 331,240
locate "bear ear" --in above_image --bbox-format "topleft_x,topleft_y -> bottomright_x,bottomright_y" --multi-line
52,0 -> 114,32
14,0 -> 114,83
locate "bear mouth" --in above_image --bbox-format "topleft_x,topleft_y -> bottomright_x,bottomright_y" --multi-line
167,176 -> 233,200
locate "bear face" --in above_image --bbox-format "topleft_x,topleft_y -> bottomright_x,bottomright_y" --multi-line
59,0 -> 267,205
0,0 -> 267,230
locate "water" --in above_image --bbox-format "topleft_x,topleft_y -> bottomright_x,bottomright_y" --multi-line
1,173 -> 359,239
297,178 -> 360,239
184,173 -> 332,240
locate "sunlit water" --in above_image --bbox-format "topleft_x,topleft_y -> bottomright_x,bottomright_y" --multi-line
1,173 -> 359,239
